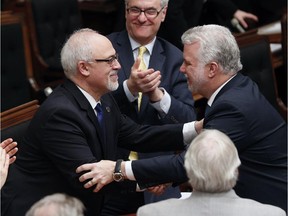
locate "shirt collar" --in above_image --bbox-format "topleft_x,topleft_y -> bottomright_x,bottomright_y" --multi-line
207,74 -> 236,106
77,85 -> 101,109
128,35 -> 156,55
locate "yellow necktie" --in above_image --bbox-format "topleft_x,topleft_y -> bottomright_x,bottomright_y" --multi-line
129,46 -> 147,161
137,46 -> 147,112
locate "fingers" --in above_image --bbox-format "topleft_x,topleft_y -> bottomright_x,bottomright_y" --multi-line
78,171 -> 93,183
147,184 -> 167,195
1,140 -> 17,153
84,178 -> 97,189
7,146 -> 18,163
76,163 -> 93,174
1,139 -> 18,165
82,176 -> 109,192
9,156 -> 16,165
132,57 -> 141,71
234,10 -> 258,28
245,13 -> 258,22
0,138 -> 14,149
93,181 -> 105,192
139,71 -> 161,93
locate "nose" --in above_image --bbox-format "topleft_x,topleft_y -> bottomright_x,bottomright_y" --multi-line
138,11 -> 148,21
113,59 -> 121,69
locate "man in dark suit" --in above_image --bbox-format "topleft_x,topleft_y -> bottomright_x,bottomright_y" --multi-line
1,29 -> 198,216
78,25 -> 287,212
137,129 -> 286,216
105,0 -> 196,213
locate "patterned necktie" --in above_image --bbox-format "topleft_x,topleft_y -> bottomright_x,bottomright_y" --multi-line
137,46 -> 147,111
129,46 -> 147,161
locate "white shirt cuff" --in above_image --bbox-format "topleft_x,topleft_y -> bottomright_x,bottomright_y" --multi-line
183,121 -> 198,145
123,80 -> 138,102
125,161 -> 136,180
150,88 -> 171,115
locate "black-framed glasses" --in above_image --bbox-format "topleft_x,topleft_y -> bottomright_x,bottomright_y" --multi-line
92,53 -> 119,66
126,6 -> 165,19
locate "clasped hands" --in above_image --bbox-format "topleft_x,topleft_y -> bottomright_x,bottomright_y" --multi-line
126,57 -> 164,102
76,160 -> 170,195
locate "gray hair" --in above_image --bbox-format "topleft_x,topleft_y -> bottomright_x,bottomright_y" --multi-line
124,0 -> 169,8
181,24 -> 242,75
184,129 -> 241,193
60,28 -> 99,79
25,193 -> 85,216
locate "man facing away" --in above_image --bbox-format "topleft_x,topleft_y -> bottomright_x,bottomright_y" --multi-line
25,193 -> 85,216
137,129 -> 286,216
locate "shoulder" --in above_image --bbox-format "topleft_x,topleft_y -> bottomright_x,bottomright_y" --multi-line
137,199 -> 181,216
156,36 -> 182,55
107,31 -> 128,45
236,198 -> 286,216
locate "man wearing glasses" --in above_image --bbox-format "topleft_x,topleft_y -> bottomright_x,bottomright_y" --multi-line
1,28 -> 200,216
106,0 -> 197,214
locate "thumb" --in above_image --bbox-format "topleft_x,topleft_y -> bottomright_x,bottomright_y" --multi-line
132,57 -> 141,71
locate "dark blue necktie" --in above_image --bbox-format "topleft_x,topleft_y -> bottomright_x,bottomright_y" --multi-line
95,103 -> 104,128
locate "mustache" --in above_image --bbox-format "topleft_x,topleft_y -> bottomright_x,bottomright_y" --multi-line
109,70 -> 118,76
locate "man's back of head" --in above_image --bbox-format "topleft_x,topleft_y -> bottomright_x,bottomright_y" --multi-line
184,129 -> 241,193
25,193 -> 85,216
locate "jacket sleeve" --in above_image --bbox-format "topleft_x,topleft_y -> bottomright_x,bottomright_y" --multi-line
131,151 -> 188,189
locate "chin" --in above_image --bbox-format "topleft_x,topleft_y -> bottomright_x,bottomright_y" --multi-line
108,82 -> 119,91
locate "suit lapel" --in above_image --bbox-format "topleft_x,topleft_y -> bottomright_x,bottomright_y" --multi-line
100,95 -> 117,159
63,79 -> 105,157
115,31 -> 141,113
116,31 -> 135,80
149,40 -> 165,71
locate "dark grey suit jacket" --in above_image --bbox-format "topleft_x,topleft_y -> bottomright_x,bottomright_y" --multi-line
108,31 -> 196,127
106,31 -> 196,204
132,73 -> 287,212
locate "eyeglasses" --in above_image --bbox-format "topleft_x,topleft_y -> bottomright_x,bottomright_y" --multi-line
126,6 -> 165,19
91,53 -> 119,66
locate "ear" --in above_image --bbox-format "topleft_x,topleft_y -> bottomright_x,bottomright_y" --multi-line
207,62 -> 218,78
78,61 -> 90,77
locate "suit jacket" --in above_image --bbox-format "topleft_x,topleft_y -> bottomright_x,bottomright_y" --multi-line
137,190 -> 286,216
1,79 -> 185,216
131,73 -> 287,212
106,31 -> 196,204
107,31 -> 196,127
107,30 -> 196,160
